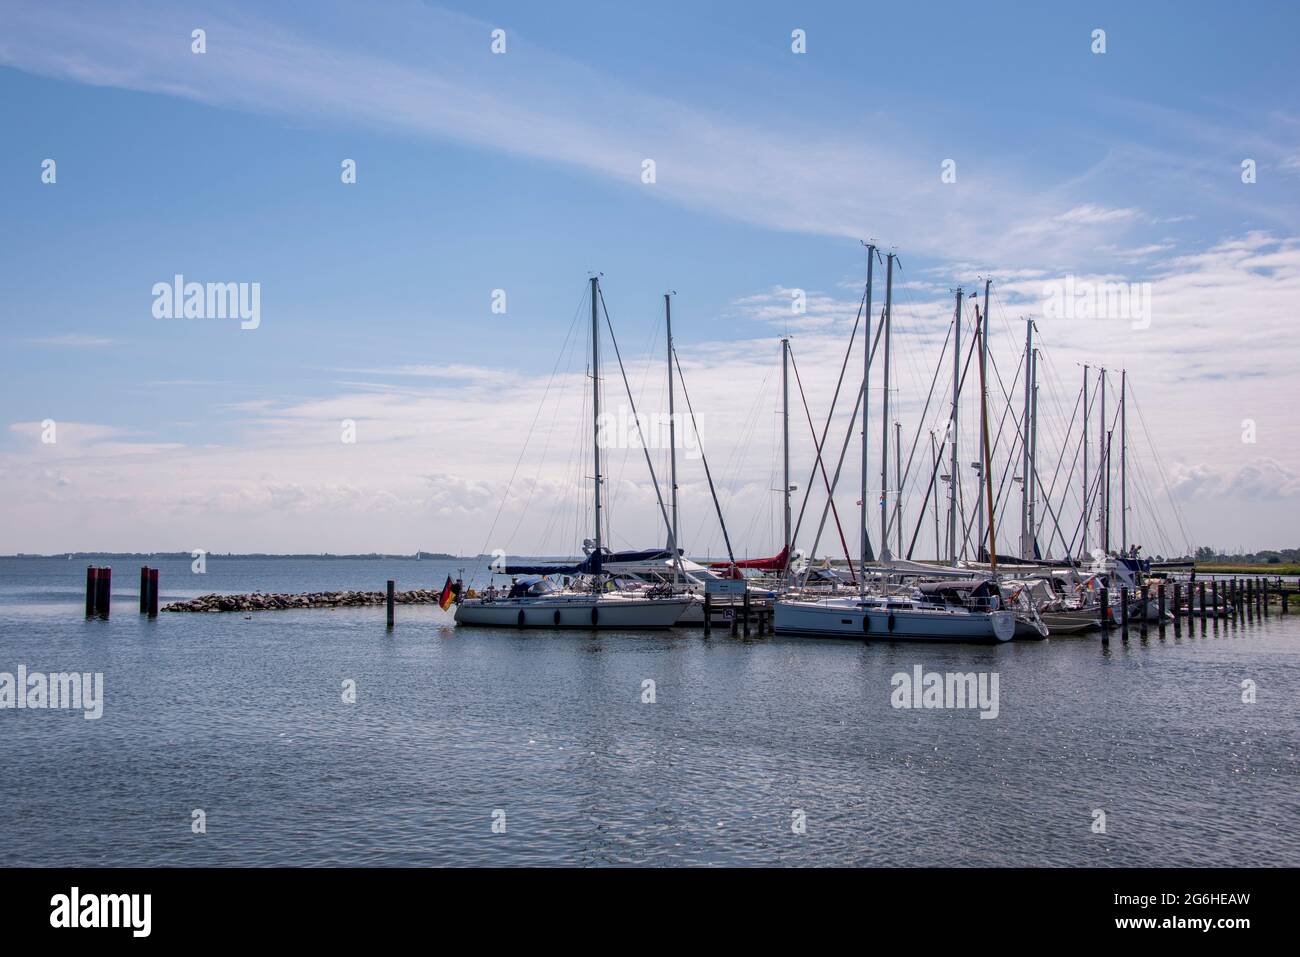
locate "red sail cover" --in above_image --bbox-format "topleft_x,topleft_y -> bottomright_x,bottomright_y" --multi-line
709,545 -> 788,573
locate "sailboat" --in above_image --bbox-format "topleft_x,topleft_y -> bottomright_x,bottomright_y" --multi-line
773,249 -> 1015,643
454,277 -> 692,630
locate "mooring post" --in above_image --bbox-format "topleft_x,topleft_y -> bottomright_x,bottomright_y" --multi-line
1212,579 -> 1219,617
1283,589 -> 1290,614
1157,583 -> 1166,621
1262,578 -> 1269,616
1100,584 -> 1110,645
148,568 -> 159,618
1198,581 -> 1207,619
1172,582 -> 1181,620
139,566 -> 150,613
85,566 -> 98,618
95,566 -> 111,619
703,592 -> 712,636
386,580 -> 395,628
1120,587 -> 1129,637
730,599 -> 738,637
742,590 -> 751,637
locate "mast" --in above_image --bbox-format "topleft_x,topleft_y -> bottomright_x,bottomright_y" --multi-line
894,420 -> 902,558
860,244 -> 876,596
880,252 -> 894,558
977,304 -> 998,570
930,431 -> 940,560
948,287 -> 962,566
1020,319 -> 1033,560
1120,368 -> 1127,555
590,276 -> 603,581
665,293 -> 680,582
1099,367 -> 1108,552
782,336 -> 791,578
1029,346 -> 1039,559
976,278 -> 991,562
1082,364 -> 1089,558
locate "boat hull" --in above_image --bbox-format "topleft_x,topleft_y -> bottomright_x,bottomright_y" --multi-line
773,599 -> 1014,643
454,595 -> 689,629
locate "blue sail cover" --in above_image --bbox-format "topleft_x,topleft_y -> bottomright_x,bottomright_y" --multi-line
501,548 -> 677,577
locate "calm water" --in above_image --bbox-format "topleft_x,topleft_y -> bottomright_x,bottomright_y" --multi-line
1,556 -> 1296,867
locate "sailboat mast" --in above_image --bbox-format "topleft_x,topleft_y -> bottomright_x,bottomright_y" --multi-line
1029,346 -> 1039,559
860,243 -> 876,596
1082,364 -> 1089,558
880,252 -> 894,557
977,304 -> 998,570
1020,319 -> 1033,560
977,278 -> 991,561
949,287 -> 962,566
782,336 -> 791,578
665,293 -> 680,582
1099,367 -> 1108,552
894,420 -> 902,558
590,276 -> 603,580
1120,368 -> 1127,554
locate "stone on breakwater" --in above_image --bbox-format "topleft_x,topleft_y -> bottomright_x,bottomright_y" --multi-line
162,589 -> 441,613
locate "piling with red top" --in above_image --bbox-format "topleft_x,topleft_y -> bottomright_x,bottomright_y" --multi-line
85,566 -> 98,617
95,566 -> 112,618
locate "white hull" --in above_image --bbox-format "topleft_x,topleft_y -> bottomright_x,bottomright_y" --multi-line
774,598 -> 1015,642
454,594 -> 689,629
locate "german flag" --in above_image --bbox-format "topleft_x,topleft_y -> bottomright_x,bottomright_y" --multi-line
438,575 -> 455,611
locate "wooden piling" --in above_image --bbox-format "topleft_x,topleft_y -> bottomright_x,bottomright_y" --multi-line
1172,582 -> 1181,620
1120,586 -> 1129,636
703,592 -> 712,636
1262,578 -> 1269,616
139,566 -> 150,613
1211,580 -> 1219,617
147,568 -> 159,618
95,566 -> 111,618
1198,581 -> 1207,620
1100,586 -> 1110,644
386,580 -> 395,628
742,590 -> 751,637
85,566 -> 98,617
1157,583 -> 1166,621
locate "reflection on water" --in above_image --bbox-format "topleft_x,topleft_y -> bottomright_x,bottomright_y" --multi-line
1,558 -> 1296,866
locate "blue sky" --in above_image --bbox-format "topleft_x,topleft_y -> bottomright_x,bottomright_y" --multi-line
2,0 -> 1299,555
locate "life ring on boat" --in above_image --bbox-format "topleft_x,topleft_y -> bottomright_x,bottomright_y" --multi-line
553,610 -> 561,625
591,606 -> 599,627
517,610 -> 525,628
887,612 -> 896,632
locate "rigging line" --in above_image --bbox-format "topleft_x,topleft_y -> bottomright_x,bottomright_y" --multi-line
886,310 -> 955,545
797,373 -> 865,584
909,321 -> 977,556
789,345 -> 857,578
1127,380 -> 1194,555
672,346 -> 737,564
476,286 -> 587,570
597,286 -> 675,547
1036,381 -> 1083,537
789,285 -> 869,550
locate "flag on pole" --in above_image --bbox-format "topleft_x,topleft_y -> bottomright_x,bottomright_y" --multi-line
438,575 -> 455,611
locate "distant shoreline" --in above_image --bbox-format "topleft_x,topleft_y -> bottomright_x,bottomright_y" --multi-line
1,552 -> 475,561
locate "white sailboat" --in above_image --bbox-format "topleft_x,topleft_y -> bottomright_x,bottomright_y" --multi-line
774,251 -> 1015,643
455,277 -> 691,630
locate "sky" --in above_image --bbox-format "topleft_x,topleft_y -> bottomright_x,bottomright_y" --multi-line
1,0 -> 1299,558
